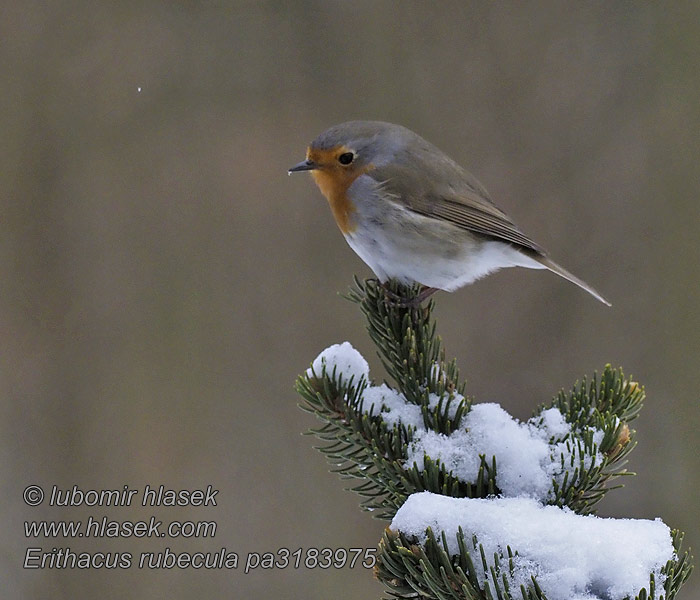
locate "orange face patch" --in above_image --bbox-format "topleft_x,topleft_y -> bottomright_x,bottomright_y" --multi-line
306,145 -> 370,235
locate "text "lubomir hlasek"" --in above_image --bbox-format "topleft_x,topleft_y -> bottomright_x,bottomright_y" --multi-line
48,485 -> 218,507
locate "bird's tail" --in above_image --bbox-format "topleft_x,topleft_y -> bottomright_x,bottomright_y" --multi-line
533,255 -> 611,306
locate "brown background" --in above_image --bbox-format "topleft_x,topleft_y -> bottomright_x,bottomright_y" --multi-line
2,3 -> 698,599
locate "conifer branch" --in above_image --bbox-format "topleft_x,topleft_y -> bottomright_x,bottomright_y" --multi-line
295,278 -> 693,599
297,279 -> 641,517
345,278 -> 464,405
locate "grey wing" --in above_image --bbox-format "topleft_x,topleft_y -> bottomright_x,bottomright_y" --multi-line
370,162 -> 546,256
426,192 -> 545,254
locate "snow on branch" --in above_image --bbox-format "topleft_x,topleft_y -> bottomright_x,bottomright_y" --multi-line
387,492 -> 677,600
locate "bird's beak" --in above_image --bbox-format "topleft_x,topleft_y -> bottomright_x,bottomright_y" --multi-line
288,159 -> 318,174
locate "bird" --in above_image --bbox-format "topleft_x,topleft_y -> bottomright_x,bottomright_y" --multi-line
289,120 -> 610,306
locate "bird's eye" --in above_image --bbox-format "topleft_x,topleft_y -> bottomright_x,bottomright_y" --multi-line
338,152 -> 354,165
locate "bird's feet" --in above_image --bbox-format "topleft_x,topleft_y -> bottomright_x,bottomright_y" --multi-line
380,281 -> 439,308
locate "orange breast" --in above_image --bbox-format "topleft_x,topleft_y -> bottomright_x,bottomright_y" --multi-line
311,169 -> 357,234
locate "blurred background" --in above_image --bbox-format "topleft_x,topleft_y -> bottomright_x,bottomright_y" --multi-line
1,2 -> 698,599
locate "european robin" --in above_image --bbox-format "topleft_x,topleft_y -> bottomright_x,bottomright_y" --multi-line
289,121 -> 610,306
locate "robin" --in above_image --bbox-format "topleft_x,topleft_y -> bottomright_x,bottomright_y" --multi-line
289,121 -> 610,306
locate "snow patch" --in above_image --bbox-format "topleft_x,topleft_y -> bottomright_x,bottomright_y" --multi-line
307,342 -> 369,385
392,492 -> 673,600
405,403 -> 602,500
